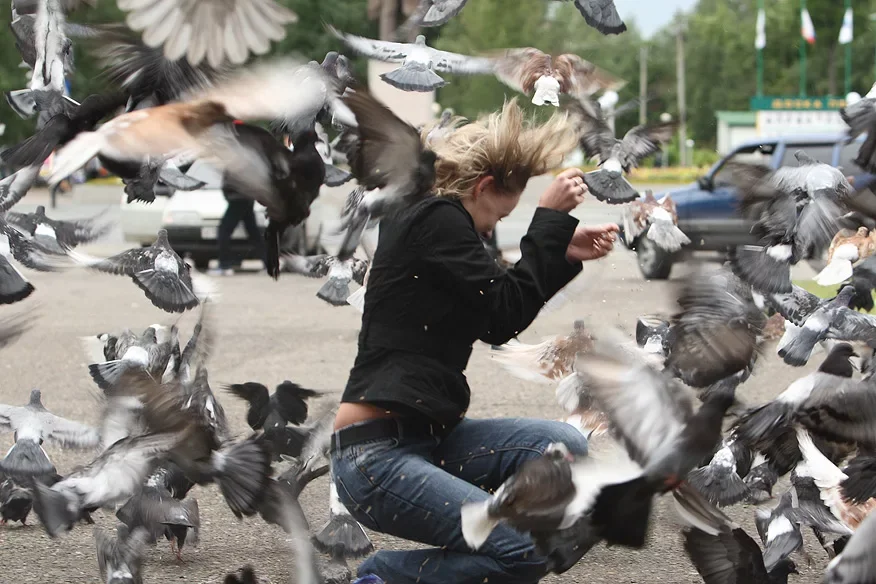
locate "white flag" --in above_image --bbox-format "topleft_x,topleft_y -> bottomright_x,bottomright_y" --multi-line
801,8 -> 816,44
755,8 -> 766,50
839,7 -> 853,44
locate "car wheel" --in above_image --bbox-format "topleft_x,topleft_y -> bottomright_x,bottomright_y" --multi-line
636,237 -> 673,280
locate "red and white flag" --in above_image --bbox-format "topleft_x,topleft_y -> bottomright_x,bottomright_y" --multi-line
801,8 -> 816,45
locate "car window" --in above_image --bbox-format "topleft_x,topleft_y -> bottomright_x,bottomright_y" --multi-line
779,144 -> 835,166
713,143 -> 776,187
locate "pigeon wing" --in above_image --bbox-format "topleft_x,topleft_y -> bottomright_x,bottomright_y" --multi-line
41,412 -> 100,448
553,54 -> 625,97
328,26 -> 410,63
618,122 -> 677,171
493,48 -> 553,95
575,331 -> 693,466
116,0 -> 297,69
565,98 -> 615,162
341,89 -> 430,195
428,47 -> 495,75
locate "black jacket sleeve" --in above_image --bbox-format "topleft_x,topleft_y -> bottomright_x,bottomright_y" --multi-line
414,202 -> 582,345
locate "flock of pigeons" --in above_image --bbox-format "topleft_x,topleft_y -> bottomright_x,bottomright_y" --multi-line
11,0 -> 876,581
475,98 -> 876,583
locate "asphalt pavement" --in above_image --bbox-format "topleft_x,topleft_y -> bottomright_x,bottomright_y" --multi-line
0,182 -> 829,583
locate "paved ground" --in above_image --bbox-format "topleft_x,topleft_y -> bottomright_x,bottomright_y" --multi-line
0,183 -> 830,583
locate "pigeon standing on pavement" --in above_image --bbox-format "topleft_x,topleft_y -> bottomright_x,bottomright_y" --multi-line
0,389 -> 100,477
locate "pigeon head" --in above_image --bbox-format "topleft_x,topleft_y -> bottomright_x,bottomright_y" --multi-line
155,229 -> 169,244
321,51 -> 339,71
819,343 -> 857,377
835,285 -> 857,307
28,389 -> 42,407
414,35 -> 427,46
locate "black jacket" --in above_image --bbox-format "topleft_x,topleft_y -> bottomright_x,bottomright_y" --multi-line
341,196 -> 583,429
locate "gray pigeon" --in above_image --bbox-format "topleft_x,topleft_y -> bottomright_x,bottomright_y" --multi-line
0,389 -> 99,476
94,523 -> 149,584
115,477 -> 200,560
328,26 -> 494,92
569,97 -> 675,204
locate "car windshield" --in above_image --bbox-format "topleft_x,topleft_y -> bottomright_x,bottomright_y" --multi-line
183,160 -> 223,190
712,143 -> 777,187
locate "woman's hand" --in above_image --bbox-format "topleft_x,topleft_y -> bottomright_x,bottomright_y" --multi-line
538,168 -> 588,213
566,224 -> 619,262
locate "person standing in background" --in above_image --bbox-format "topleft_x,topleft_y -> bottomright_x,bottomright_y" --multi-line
210,169 -> 267,276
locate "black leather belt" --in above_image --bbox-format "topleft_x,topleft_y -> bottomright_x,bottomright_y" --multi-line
330,417 -> 444,453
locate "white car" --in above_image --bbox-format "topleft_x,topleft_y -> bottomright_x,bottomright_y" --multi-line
119,161 -> 328,270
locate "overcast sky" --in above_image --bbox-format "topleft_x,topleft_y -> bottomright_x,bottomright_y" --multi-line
614,0 -> 699,38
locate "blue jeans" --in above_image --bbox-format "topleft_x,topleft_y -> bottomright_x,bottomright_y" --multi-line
331,417 -> 589,584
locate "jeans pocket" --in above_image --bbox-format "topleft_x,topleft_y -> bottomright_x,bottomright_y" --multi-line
348,436 -> 400,468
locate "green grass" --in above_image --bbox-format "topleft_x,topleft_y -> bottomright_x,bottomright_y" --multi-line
793,279 -> 876,314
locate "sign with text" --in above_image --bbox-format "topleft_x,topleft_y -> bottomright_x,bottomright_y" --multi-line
749,96 -> 846,111
756,110 -> 846,138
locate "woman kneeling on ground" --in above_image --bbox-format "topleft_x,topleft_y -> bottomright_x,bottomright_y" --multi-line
331,98 -> 619,584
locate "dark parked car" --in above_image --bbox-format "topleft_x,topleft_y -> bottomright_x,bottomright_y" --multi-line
624,133 -> 875,279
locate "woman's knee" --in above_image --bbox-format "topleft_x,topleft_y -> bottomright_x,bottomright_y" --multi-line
538,420 -> 589,457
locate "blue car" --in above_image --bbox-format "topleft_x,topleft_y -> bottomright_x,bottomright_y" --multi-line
625,133 -> 875,279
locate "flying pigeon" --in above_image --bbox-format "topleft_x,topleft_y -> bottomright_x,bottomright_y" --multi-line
115,476 -> 200,560
568,98 -> 675,203
666,265 -> 766,388
5,205 -> 111,255
489,320 -> 594,384
728,151 -> 854,294
0,389 -> 99,477
840,82 -> 876,174
563,0 -> 627,35
328,26 -> 495,92
283,254 -> 369,306
32,432 -> 180,536
47,58 -> 338,186
114,0 -> 298,69
687,438 -> 754,507
574,328 -> 736,547
225,380 -> 321,431
66,229 -> 211,313
334,89 -> 438,261
459,443 -> 618,550
621,192 -> 690,252
494,49 -> 625,107
683,521 -> 797,584
815,226 -> 876,286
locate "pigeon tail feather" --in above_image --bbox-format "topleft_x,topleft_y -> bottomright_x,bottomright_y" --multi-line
316,278 -> 351,307
582,169 -> 638,204
814,259 -> 854,287
133,270 -> 199,314
0,438 -> 56,477
212,436 -> 272,519
313,514 -> 375,559
591,476 -> 654,548
380,64 -> 446,92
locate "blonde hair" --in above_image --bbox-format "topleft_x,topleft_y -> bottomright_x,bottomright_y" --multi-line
422,98 -> 579,199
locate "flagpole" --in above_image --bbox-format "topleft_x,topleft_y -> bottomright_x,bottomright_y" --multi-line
845,0 -> 852,96
800,0 -> 807,97
757,0 -> 764,97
